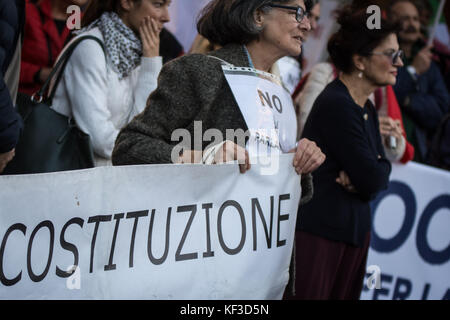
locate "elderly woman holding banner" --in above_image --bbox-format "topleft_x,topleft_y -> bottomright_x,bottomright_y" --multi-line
112,0 -> 324,294
113,0 -> 324,179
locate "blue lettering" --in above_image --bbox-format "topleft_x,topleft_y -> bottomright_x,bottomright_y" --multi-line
371,181 -> 417,253
416,195 -> 450,265
392,277 -> 412,300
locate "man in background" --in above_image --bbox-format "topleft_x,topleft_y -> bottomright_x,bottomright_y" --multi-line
388,0 -> 449,163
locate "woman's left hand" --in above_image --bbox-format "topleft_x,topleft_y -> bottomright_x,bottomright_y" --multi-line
139,17 -> 161,58
290,138 -> 325,175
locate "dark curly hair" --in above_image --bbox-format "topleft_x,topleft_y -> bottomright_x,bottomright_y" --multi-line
328,5 -> 400,74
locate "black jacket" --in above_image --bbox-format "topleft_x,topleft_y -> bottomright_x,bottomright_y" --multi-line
298,79 -> 392,247
0,0 -> 23,153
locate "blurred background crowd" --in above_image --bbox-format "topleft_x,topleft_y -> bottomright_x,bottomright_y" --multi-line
1,0 -> 449,173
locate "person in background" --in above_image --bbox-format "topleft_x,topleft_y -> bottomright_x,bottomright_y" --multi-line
19,0 -> 89,96
294,60 -> 415,164
0,0 -> 24,173
413,0 -> 432,31
297,0 -> 320,69
275,0 -> 320,93
293,5 -> 397,300
388,0 -> 449,164
50,0 -> 171,167
413,0 -> 450,91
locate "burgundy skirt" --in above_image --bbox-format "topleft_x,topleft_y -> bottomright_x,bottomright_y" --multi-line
286,230 -> 371,300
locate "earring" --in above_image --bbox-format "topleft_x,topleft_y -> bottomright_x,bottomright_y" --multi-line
358,72 -> 363,79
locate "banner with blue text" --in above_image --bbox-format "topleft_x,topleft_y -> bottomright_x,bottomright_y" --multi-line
362,163 -> 450,300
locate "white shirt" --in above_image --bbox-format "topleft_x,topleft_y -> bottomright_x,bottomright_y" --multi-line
51,28 -> 162,166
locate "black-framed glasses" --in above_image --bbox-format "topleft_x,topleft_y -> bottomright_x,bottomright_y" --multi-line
367,50 -> 404,65
267,4 -> 306,23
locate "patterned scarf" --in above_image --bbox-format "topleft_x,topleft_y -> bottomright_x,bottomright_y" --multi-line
76,12 -> 142,80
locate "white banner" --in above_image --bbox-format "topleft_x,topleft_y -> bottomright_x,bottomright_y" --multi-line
362,163 -> 450,300
0,156 -> 301,300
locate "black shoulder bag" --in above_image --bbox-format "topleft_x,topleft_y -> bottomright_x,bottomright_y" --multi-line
4,35 -> 106,175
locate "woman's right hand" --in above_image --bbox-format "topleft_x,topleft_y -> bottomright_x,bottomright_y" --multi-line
139,17 -> 161,58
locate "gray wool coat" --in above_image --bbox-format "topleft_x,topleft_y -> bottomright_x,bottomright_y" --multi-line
112,43 -> 314,297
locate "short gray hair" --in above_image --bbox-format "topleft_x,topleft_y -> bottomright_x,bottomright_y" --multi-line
197,0 -> 313,46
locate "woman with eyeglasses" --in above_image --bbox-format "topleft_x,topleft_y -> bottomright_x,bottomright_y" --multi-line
112,0 -> 325,297
295,56 -> 415,164
291,6 -> 403,300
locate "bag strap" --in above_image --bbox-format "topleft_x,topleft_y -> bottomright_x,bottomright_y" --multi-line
32,35 -> 106,103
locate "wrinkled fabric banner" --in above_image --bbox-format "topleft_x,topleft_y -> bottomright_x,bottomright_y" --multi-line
0,155 -> 301,300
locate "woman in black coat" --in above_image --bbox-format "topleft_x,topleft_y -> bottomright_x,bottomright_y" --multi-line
293,6 -> 403,299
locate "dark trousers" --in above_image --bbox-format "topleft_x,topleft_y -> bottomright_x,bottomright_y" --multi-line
287,230 -> 371,300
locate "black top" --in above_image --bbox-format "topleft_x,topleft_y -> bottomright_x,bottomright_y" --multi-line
297,79 -> 392,247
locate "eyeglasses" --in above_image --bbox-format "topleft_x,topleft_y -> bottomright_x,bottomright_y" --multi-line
367,50 -> 404,65
267,4 -> 306,23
